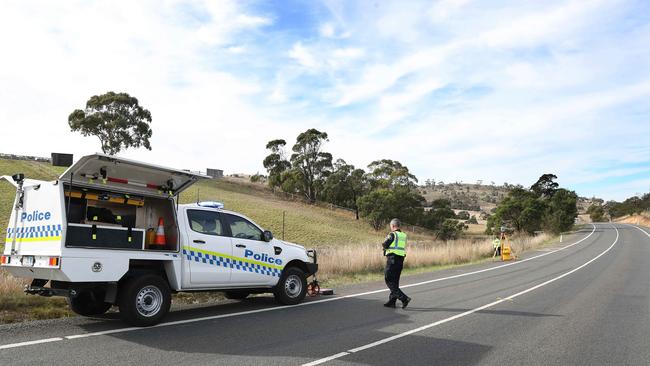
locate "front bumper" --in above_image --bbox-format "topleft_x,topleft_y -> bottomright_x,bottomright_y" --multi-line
305,262 -> 318,276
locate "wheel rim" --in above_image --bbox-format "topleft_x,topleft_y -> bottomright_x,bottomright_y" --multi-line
135,285 -> 163,317
284,274 -> 303,298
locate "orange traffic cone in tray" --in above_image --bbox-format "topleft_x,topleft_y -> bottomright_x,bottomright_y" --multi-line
153,217 -> 166,249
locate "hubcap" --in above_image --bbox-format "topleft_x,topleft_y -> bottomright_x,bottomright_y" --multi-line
284,275 -> 303,298
135,285 -> 163,317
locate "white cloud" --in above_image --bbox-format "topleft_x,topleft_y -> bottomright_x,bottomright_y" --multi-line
332,47 -> 364,59
288,42 -> 320,70
0,0 -> 648,202
319,22 -> 336,38
195,1 -> 271,45
225,45 -> 247,54
333,44 -> 456,106
478,0 -> 608,48
429,0 -> 471,23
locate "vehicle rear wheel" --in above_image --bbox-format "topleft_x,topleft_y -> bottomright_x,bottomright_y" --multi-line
273,267 -> 307,305
68,289 -> 112,316
118,274 -> 171,327
224,291 -> 250,300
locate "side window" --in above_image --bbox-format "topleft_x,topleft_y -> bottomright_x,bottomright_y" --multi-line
226,214 -> 263,241
187,210 -> 224,236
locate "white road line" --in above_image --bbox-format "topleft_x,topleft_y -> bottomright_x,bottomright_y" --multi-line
0,338 -> 63,350
0,225 -> 597,350
302,352 -> 350,366
627,224 -> 650,238
302,224 -> 619,365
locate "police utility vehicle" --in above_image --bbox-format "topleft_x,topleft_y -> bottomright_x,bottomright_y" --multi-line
0,154 -> 318,326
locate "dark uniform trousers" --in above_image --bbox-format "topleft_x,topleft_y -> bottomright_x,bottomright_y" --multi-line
384,254 -> 407,302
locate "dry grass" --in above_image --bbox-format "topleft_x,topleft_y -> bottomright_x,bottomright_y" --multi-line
317,233 -> 553,282
616,213 -> 650,227
508,233 -> 553,254
465,223 -> 487,235
0,271 -> 72,323
0,270 -> 25,296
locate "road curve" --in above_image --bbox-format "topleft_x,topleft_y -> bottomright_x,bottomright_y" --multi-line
1,223 -> 649,365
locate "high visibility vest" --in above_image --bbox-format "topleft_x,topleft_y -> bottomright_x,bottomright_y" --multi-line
386,231 -> 407,256
493,239 -> 501,248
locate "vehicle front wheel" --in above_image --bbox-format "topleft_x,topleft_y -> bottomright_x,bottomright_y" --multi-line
118,274 -> 171,327
273,267 -> 307,305
68,289 -> 112,316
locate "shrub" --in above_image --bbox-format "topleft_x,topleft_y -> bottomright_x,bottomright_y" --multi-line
457,210 -> 470,220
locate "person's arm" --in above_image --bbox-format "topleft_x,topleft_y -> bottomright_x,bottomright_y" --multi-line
382,232 -> 395,249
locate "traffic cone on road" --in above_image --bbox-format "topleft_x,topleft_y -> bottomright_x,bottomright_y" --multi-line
154,217 -> 166,247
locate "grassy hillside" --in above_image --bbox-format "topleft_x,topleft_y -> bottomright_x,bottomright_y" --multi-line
0,158 -> 437,248
0,159 -> 67,246
421,182 -> 598,217
420,182 -> 511,213
180,179 -> 440,247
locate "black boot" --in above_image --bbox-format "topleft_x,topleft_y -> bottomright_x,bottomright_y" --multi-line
401,297 -> 411,309
383,300 -> 396,308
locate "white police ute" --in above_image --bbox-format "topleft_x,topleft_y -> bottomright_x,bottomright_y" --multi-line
0,154 -> 318,326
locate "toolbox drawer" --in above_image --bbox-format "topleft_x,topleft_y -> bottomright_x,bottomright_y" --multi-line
66,223 -> 144,250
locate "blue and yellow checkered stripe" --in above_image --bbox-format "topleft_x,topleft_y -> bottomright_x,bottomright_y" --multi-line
183,246 -> 282,277
6,224 -> 63,242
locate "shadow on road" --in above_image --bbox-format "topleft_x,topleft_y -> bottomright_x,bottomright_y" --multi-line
70,295 -> 494,364
343,335 -> 493,366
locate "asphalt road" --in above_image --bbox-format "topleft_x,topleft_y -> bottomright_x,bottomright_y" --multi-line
1,223 -> 649,365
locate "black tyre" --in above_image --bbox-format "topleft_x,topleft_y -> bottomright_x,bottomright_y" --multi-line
224,291 -> 250,300
67,289 -> 112,316
273,267 -> 307,305
118,274 -> 171,327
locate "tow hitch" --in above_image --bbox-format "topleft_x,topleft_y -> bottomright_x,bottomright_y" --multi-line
24,279 -> 72,297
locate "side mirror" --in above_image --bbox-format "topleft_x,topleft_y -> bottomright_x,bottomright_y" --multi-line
263,230 -> 273,242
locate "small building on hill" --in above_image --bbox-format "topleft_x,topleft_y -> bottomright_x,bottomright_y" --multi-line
206,168 -> 223,179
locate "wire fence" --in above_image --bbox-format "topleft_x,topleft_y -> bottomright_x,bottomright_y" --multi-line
238,181 -> 438,235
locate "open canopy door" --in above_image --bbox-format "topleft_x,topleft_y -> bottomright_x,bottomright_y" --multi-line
60,154 -> 209,198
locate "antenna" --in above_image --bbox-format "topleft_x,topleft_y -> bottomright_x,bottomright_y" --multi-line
196,188 -> 200,204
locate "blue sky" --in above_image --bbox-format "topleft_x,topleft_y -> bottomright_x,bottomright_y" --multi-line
0,0 -> 649,201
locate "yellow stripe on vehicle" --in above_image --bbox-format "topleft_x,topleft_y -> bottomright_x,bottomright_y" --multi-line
182,245 -> 283,270
4,236 -> 62,243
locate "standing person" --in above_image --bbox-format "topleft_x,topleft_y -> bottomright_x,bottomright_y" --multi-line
492,236 -> 501,257
382,218 -> 411,308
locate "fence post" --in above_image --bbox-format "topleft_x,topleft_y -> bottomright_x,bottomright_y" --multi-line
282,211 -> 285,240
